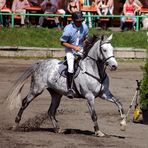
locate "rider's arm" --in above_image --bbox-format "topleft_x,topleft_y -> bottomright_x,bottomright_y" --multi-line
61,42 -> 81,52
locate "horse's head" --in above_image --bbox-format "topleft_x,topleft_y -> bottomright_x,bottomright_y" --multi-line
99,34 -> 117,70
83,34 -> 117,71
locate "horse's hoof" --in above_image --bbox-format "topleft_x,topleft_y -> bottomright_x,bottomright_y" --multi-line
120,119 -> 126,131
58,129 -> 66,134
95,130 -> 105,137
54,128 -> 65,134
12,123 -> 19,131
15,116 -> 21,124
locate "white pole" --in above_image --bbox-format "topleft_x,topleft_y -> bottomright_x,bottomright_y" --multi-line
86,0 -> 92,28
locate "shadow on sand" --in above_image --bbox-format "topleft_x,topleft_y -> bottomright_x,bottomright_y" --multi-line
9,125 -> 126,139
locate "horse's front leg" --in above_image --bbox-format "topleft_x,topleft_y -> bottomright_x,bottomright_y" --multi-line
101,76 -> 127,130
86,93 -> 105,137
100,91 -> 127,131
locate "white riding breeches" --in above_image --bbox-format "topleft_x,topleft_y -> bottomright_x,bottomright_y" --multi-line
66,51 -> 75,73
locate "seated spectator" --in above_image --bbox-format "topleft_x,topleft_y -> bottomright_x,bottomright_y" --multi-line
12,0 -> 30,27
0,0 -> 11,27
0,0 -> 6,26
120,0 -> 141,31
95,0 -> 109,16
104,0 -> 114,15
37,0 -> 63,29
126,0 -> 143,15
126,0 -> 143,8
28,0 -> 43,6
0,0 -> 5,11
67,0 -> 79,14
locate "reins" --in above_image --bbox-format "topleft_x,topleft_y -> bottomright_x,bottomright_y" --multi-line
83,56 -> 107,84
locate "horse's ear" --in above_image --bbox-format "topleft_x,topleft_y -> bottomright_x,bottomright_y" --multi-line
100,35 -> 104,41
93,34 -> 97,39
107,34 -> 113,41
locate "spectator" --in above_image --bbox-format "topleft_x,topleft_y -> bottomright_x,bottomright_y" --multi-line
126,0 -> 143,8
120,0 -> 141,31
95,0 -> 114,15
12,0 -> 30,27
95,0 -> 109,16
28,0 -> 42,6
104,0 -> 114,15
37,0 -> 61,29
0,0 -> 6,26
0,0 -> 11,27
67,0 -> 79,14
0,0 -> 5,10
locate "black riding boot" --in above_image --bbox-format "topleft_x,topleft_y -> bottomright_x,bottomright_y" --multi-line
67,72 -> 74,99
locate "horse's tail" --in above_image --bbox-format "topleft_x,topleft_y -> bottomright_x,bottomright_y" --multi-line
6,63 -> 38,111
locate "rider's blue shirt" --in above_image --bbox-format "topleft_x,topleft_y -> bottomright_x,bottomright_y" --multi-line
60,22 -> 88,52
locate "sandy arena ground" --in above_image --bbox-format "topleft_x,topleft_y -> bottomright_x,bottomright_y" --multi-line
0,58 -> 147,148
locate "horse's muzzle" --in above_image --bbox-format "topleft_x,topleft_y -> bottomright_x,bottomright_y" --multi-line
105,62 -> 117,71
111,65 -> 117,71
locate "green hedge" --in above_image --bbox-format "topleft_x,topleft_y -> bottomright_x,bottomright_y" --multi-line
0,28 -> 147,49
140,56 -> 148,109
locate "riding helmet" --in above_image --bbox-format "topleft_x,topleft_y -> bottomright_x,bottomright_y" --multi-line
72,11 -> 84,22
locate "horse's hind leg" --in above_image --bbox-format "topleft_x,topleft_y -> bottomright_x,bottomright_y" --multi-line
15,92 -> 42,124
47,88 -> 62,133
14,84 -> 43,129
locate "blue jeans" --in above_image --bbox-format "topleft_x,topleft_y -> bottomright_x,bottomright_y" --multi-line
120,14 -> 136,30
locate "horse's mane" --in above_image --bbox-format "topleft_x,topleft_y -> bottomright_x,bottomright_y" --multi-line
83,35 -> 99,59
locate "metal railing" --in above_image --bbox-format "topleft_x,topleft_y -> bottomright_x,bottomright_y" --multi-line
0,12 -> 148,31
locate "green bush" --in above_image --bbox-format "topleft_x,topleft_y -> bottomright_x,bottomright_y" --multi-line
140,56 -> 148,110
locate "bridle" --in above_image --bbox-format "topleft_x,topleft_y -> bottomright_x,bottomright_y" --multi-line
82,39 -> 114,84
87,39 -> 114,64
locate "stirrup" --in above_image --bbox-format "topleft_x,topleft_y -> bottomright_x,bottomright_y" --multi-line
67,89 -> 74,99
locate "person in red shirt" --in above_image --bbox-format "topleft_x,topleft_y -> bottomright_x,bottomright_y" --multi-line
0,0 -> 6,26
0,0 -> 11,27
120,0 -> 141,31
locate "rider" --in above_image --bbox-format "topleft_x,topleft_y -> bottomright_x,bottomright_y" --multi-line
60,11 -> 88,98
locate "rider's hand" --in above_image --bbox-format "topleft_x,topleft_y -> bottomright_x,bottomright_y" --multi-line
74,46 -> 81,52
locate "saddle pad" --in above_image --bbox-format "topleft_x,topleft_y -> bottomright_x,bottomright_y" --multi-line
58,61 -> 80,78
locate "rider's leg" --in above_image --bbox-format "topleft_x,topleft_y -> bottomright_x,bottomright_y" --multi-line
66,52 -> 75,98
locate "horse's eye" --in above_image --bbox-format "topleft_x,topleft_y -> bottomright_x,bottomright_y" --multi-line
103,49 -> 106,52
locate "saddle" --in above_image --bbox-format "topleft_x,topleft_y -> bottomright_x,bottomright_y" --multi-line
58,57 -> 81,78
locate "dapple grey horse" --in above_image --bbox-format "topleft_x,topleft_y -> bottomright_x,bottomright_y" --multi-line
7,34 -> 126,137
